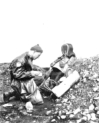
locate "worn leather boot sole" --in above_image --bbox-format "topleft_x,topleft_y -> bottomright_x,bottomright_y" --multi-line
3,90 -> 20,103
3,92 -> 10,103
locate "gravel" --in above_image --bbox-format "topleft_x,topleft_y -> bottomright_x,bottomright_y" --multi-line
1,55 -> 99,122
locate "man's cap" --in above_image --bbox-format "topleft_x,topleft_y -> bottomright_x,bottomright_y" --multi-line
30,44 -> 43,53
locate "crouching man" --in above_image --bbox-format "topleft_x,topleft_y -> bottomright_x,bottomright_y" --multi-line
3,44 -> 44,104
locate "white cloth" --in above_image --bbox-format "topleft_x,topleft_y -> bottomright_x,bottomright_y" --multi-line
21,78 -> 43,104
52,70 -> 80,97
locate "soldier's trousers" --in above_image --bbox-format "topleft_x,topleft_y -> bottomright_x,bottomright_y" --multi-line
11,78 -> 43,104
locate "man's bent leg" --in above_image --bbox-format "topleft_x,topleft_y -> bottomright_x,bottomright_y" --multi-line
23,79 -> 43,104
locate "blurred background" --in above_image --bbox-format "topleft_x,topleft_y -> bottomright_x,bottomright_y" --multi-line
0,0 -> 99,67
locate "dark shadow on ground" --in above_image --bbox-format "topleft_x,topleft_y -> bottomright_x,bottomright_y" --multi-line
0,97 -> 55,123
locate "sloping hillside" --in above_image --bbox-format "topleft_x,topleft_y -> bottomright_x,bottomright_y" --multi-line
1,55 -> 99,123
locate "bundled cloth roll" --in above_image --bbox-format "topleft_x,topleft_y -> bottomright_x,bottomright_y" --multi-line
52,70 -> 80,97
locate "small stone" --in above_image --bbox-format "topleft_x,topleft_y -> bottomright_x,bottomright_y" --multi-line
93,87 -> 99,92
61,109 -> 66,115
2,103 -> 13,107
21,110 -> 28,115
57,116 -> 60,120
62,99 -> 68,103
82,109 -> 89,115
33,120 -> 36,123
69,113 -> 75,118
55,99 -> 61,103
86,114 -> 91,121
61,115 -> 66,119
18,106 -> 24,110
97,111 -> 99,114
46,110 -> 52,116
5,121 -> 10,123
90,113 -> 97,121
89,104 -> 95,111
17,116 -> 20,119
66,110 -> 73,115
94,97 -> 99,100
55,107 -> 59,111
84,70 -> 89,77
82,116 -> 88,121
93,73 -> 98,78
71,95 -> 75,99
77,119 -> 82,123
83,78 -> 87,83
69,121 -> 76,123
73,108 -> 81,115
25,101 -> 33,111
53,111 -> 58,115
95,107 -> 99,111
43,96 -> 48,98
29,113 -> 32,116
75,112 -> 82,119
27,110 -> 33,113
56,104 -> 62,107
51,119 -> 56,122
58,110 -> 62,117
97,78 -> 99,82
88,65 -> 92,69
62,102 -> 67,106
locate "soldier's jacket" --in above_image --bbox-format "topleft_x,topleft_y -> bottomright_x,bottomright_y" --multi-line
59,53 -> 76,68
9,52 -> 44,104
9,52 -> 36,81
59,54 -> 76,77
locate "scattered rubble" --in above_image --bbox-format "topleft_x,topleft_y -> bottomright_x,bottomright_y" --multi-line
50,55 -> 99,123
25,101 -> 34,112
1,55 -> 99,122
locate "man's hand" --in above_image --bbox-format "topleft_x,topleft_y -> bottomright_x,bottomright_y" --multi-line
45,68 -> 53,79
31,71 -> 42,76
50,62 -> 55,67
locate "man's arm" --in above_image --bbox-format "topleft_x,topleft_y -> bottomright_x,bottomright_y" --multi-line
50,56 -> 64,67
12,64 -> 43,79
11,62 -> 33,79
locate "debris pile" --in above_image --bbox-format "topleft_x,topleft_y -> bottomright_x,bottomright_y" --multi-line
50,55 -> 99,122
1,55 -> 99,122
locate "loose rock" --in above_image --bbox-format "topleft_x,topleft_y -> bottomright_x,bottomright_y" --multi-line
2,103 -> 13,107
25,101 -> 33,112
46,110 -> 52,116
93,87 -> 99,92
90,113 -> 97,121
51,119 -> 56,122
73,108 -> 81,115
82,116 -> 88,121
69,113 -> 75,118
86,114 -> 91,121
89,104 -> 95,111
97,111 -> 99,114
60,115 -> 66,119
5,121 -> 10,123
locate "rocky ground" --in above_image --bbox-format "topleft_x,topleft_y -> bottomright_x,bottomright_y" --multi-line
1,55 -> 99,123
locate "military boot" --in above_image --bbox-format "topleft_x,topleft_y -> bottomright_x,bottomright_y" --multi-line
3,91 -> 16,103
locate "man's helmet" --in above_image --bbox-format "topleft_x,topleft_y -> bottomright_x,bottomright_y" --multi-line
61,43 -> 74,57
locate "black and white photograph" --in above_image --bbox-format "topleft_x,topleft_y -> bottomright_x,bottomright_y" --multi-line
0,0 -> 99,123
